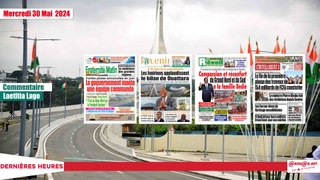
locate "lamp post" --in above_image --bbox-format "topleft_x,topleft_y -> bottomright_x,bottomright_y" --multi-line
10,36 -> 60,157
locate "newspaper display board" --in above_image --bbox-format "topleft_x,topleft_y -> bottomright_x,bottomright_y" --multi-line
195,55 -> 251,124
253,55 -> 305,124
84,55 -> 136,124
139,55 -> 192,124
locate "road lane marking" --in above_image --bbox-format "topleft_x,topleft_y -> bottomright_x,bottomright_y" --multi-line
171,171 -> 208,180
92,125 -> 134,162
64,157 -> 122,162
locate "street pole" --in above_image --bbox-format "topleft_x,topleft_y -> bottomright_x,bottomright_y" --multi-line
49,90 -> 51,127
80,88 -> 83,114
144,124 -> 146,150
18,0 -> 27,156
35,100 -> 38,138
64,87 -> 67,118
151,124 -> 155,152
204,125 -> 208,159
166,125 -> 170,155
222,124 -> 225,174
31,38 -> 39,155
10,36 -> 60,157
37,100 -> 41,138
270,124 -> 274,162
0,101 -> 3,116
30,38 -> 37,156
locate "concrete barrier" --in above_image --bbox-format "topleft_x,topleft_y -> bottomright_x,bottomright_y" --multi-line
0,104 -> 82,119
99,124 -> 136,157
140,132 -> 320,158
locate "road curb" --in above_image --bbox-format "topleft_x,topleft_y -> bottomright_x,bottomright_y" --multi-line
134,152 -> 247,180
35,114 -> 82,180
99,124 -> 136,157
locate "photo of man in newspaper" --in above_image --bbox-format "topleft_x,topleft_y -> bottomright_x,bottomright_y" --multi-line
199,77 -> 214,102
154,87 -> 177,110
154,111 -> 164,122
177,114 -> 190,122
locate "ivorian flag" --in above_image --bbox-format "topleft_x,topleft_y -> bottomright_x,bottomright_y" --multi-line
78,82 -> 83,89
248,38 -> 253,66
308,40 -> 317,84
272,36 -> 281,54
306,36 -> 313,80
281,39 -> 286,54
30,40 -> 40,70
255,41 -> 260,54
311,44 -> 319,81
240,44 -> 244,53
61,82 -> 67,90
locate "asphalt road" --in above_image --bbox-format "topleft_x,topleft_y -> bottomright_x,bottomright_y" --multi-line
0,108 -> 82,154
46,120 -> 219,180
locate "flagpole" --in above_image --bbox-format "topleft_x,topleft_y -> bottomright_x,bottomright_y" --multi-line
64,85 -> 67,119
29,38 -> 37,156
144,124 -> 146,150
203,125 -> 208,160
37,68 -> 41,138
80,88 -> 83,114
35,99 -> 38,138
49,90 -> 51,127
37,99 -> 41,138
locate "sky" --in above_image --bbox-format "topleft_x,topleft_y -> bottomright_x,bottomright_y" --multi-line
0,0 -> 320,78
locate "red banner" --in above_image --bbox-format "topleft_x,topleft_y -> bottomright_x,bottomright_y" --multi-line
64,162 -> 287,171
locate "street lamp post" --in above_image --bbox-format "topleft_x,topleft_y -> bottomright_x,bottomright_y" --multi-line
49,84 -> 52,127
17,0 -> 28,156
10,36 -> 60,157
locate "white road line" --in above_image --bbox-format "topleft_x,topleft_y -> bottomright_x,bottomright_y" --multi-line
64,157 -> 120,162
171,171 -> 208,180
92,125 -> 206,179
117,171 -> 124,174
43,117 -> 79,180
92,125 -> 134,162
